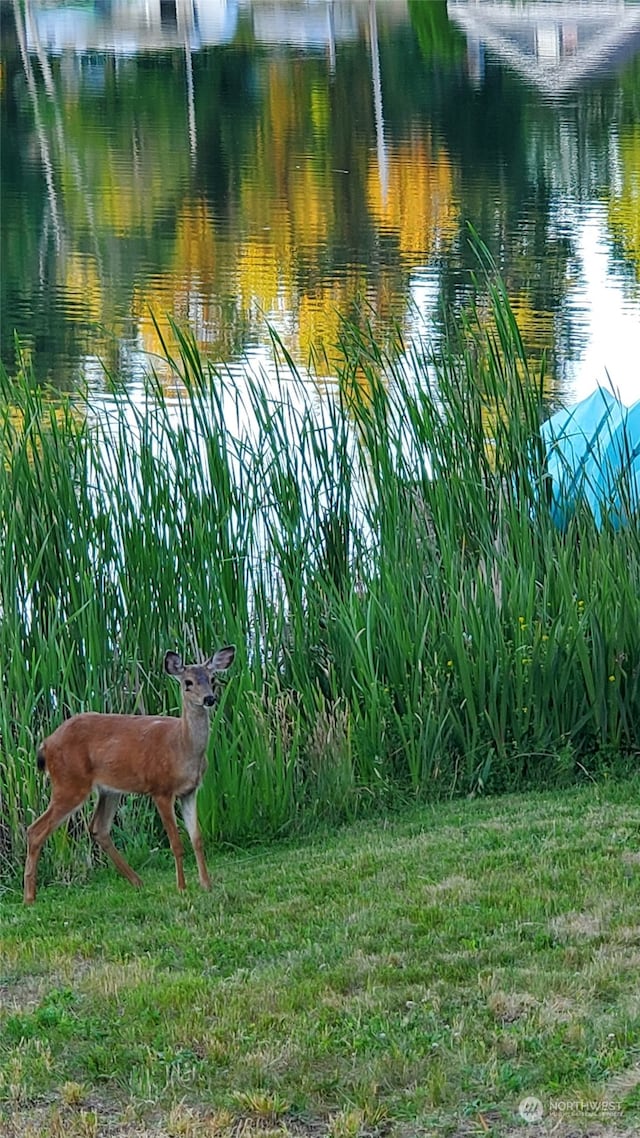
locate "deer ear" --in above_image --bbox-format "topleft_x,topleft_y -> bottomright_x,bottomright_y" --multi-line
164,651 -> 185,677
207,645 -> 236,673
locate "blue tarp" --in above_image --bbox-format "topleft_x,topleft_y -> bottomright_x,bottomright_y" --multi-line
541,387 -> 640,529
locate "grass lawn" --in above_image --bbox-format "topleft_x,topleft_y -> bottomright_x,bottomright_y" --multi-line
1,783 -> 640,1138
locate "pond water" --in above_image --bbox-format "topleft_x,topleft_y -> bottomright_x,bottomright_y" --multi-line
2,0 -> 640,408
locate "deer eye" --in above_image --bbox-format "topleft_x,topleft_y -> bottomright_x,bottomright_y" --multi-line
185,679 -> 193,689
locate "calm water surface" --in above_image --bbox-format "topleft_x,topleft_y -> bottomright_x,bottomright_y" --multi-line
2,0 -> 640,406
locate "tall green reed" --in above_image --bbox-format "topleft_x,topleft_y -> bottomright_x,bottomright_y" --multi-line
2,278 -> 640,884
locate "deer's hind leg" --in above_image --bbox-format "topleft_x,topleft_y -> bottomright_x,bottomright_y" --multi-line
24,791 -> 86,904
90,789 -> 142,889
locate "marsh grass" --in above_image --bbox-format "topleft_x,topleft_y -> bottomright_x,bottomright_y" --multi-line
2,277 -> 640,886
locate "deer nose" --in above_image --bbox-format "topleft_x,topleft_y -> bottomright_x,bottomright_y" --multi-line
203,694 -> 215,707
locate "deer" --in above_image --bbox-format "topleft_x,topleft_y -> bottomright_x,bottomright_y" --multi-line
23,645 -> 236,904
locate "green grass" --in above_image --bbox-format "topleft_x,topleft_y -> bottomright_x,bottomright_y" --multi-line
2,783 -> 640,1136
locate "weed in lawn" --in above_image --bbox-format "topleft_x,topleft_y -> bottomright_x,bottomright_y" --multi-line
60,1082 -> 88,1107
232,1091 -> 291,1120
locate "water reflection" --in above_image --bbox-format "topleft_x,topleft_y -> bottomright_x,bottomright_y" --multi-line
25,0 -> 239,53
1,0 -> 640,405
449,0 -> 640,97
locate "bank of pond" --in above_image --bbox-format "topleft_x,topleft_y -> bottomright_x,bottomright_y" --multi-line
2,296 -> 640,883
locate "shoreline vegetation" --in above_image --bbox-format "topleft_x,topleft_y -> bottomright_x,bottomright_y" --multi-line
2,269 -> 640,1135
2,273 -> 640,886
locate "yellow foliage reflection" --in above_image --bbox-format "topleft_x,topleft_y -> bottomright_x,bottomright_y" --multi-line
290,162 -> 333,249
173,200 -> 219,290
367,134 -> 458,258
298,290 -> 344,369
133,200 -> 231,367
508,292 -> 556,370
130,93 -> 461,387
238,240 -> 281,314
60,253 -> 102,324
609,127 -> 640,282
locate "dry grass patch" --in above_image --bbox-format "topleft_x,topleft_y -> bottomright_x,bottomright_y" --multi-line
1,1105 -> 329,1138
423,875 -> 474,900
78,959 -> 156,1001
536,995 -> 578,1025
549,909 -> 607,943
0,976 -> 47,1015
605,1064 -> 640,1103
486,989 -> 539,1023
500,1126 -> 638,1138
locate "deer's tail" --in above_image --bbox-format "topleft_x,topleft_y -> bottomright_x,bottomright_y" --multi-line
36,745 -> 47,772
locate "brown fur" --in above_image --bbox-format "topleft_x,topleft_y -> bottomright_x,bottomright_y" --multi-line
39,713 -> 200,798
23,646 -> 235,904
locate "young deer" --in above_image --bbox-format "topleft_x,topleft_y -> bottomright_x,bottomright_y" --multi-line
23,646 -> 236,904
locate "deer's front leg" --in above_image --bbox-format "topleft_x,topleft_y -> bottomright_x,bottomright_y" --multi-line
153,795 -> 186,891
180,790 -> 211,890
